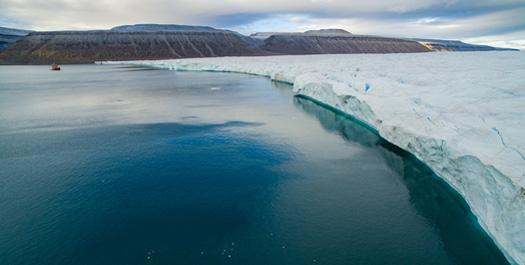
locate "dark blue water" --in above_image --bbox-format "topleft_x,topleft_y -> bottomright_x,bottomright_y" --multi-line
0,65 -> 508,265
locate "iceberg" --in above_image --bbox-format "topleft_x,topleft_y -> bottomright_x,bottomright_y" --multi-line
100,51 -> 525,264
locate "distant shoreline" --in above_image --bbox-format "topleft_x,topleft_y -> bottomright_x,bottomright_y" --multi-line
0,24 -> 518,65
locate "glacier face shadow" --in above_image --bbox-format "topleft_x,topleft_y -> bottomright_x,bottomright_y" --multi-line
293,96 -> 509,265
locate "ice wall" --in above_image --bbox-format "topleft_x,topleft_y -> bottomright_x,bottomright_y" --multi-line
100,52 -> 525,264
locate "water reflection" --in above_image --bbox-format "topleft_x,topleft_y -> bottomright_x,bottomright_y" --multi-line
292,96 -> 380,148
0,65 -> 511,265
292,96 -> 509,265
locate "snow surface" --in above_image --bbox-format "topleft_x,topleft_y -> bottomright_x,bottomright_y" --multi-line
100,51 -> 525,264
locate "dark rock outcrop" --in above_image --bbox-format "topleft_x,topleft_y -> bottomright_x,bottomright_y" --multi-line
259,33 -> 431,54
112,24 -> 263,46
0,26 -> 31,53
0,25 -> 267,64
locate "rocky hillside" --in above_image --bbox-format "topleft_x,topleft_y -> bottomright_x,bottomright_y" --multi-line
0,25 -> 268,64
0,26 -> 31,52
259,30 -> 431,54
0,25 -> 517,64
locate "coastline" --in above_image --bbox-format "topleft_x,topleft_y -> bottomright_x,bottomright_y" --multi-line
99,51 -> 525,264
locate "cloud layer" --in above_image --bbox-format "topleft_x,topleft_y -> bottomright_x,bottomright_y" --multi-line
0,0 -> 524,47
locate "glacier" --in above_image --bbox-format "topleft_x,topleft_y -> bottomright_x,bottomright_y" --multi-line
100,51 -> 525,264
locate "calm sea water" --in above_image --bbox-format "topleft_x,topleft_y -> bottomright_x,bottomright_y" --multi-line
0,65 -> 508,265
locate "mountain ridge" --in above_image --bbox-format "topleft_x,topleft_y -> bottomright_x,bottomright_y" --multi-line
0,24 -> 517,65
0,26 -> 32,53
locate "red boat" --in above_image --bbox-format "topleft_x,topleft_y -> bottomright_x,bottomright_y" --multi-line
51,63 -> 61,71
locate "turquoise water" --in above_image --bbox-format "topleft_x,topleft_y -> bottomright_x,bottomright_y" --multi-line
0,65 -> 508,265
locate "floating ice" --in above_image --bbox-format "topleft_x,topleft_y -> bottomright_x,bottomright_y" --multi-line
100,51 -> 525,264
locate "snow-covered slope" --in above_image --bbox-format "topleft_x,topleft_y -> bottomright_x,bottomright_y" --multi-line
100,51 -> 525,264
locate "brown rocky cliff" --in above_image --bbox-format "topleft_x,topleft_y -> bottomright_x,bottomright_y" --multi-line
260,34 -> 431,54
1,25 -> 515,65
0,30 -> 268,64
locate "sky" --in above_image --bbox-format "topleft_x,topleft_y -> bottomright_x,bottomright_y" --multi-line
1,0 -> 524,49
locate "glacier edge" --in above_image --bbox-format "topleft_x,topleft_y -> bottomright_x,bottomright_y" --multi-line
99,52 -> 525,264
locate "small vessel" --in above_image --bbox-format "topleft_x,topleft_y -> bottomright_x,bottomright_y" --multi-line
51,63 -> 61,71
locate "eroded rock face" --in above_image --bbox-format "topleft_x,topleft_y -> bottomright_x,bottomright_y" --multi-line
259,34 -> 431,54
0,27 -> 267,64
0,25 -> 516,65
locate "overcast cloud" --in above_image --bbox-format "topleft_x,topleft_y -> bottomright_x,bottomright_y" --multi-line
0,0 -> 524,48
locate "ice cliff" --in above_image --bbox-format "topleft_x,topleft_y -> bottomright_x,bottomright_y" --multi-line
101,51 -> 525,264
